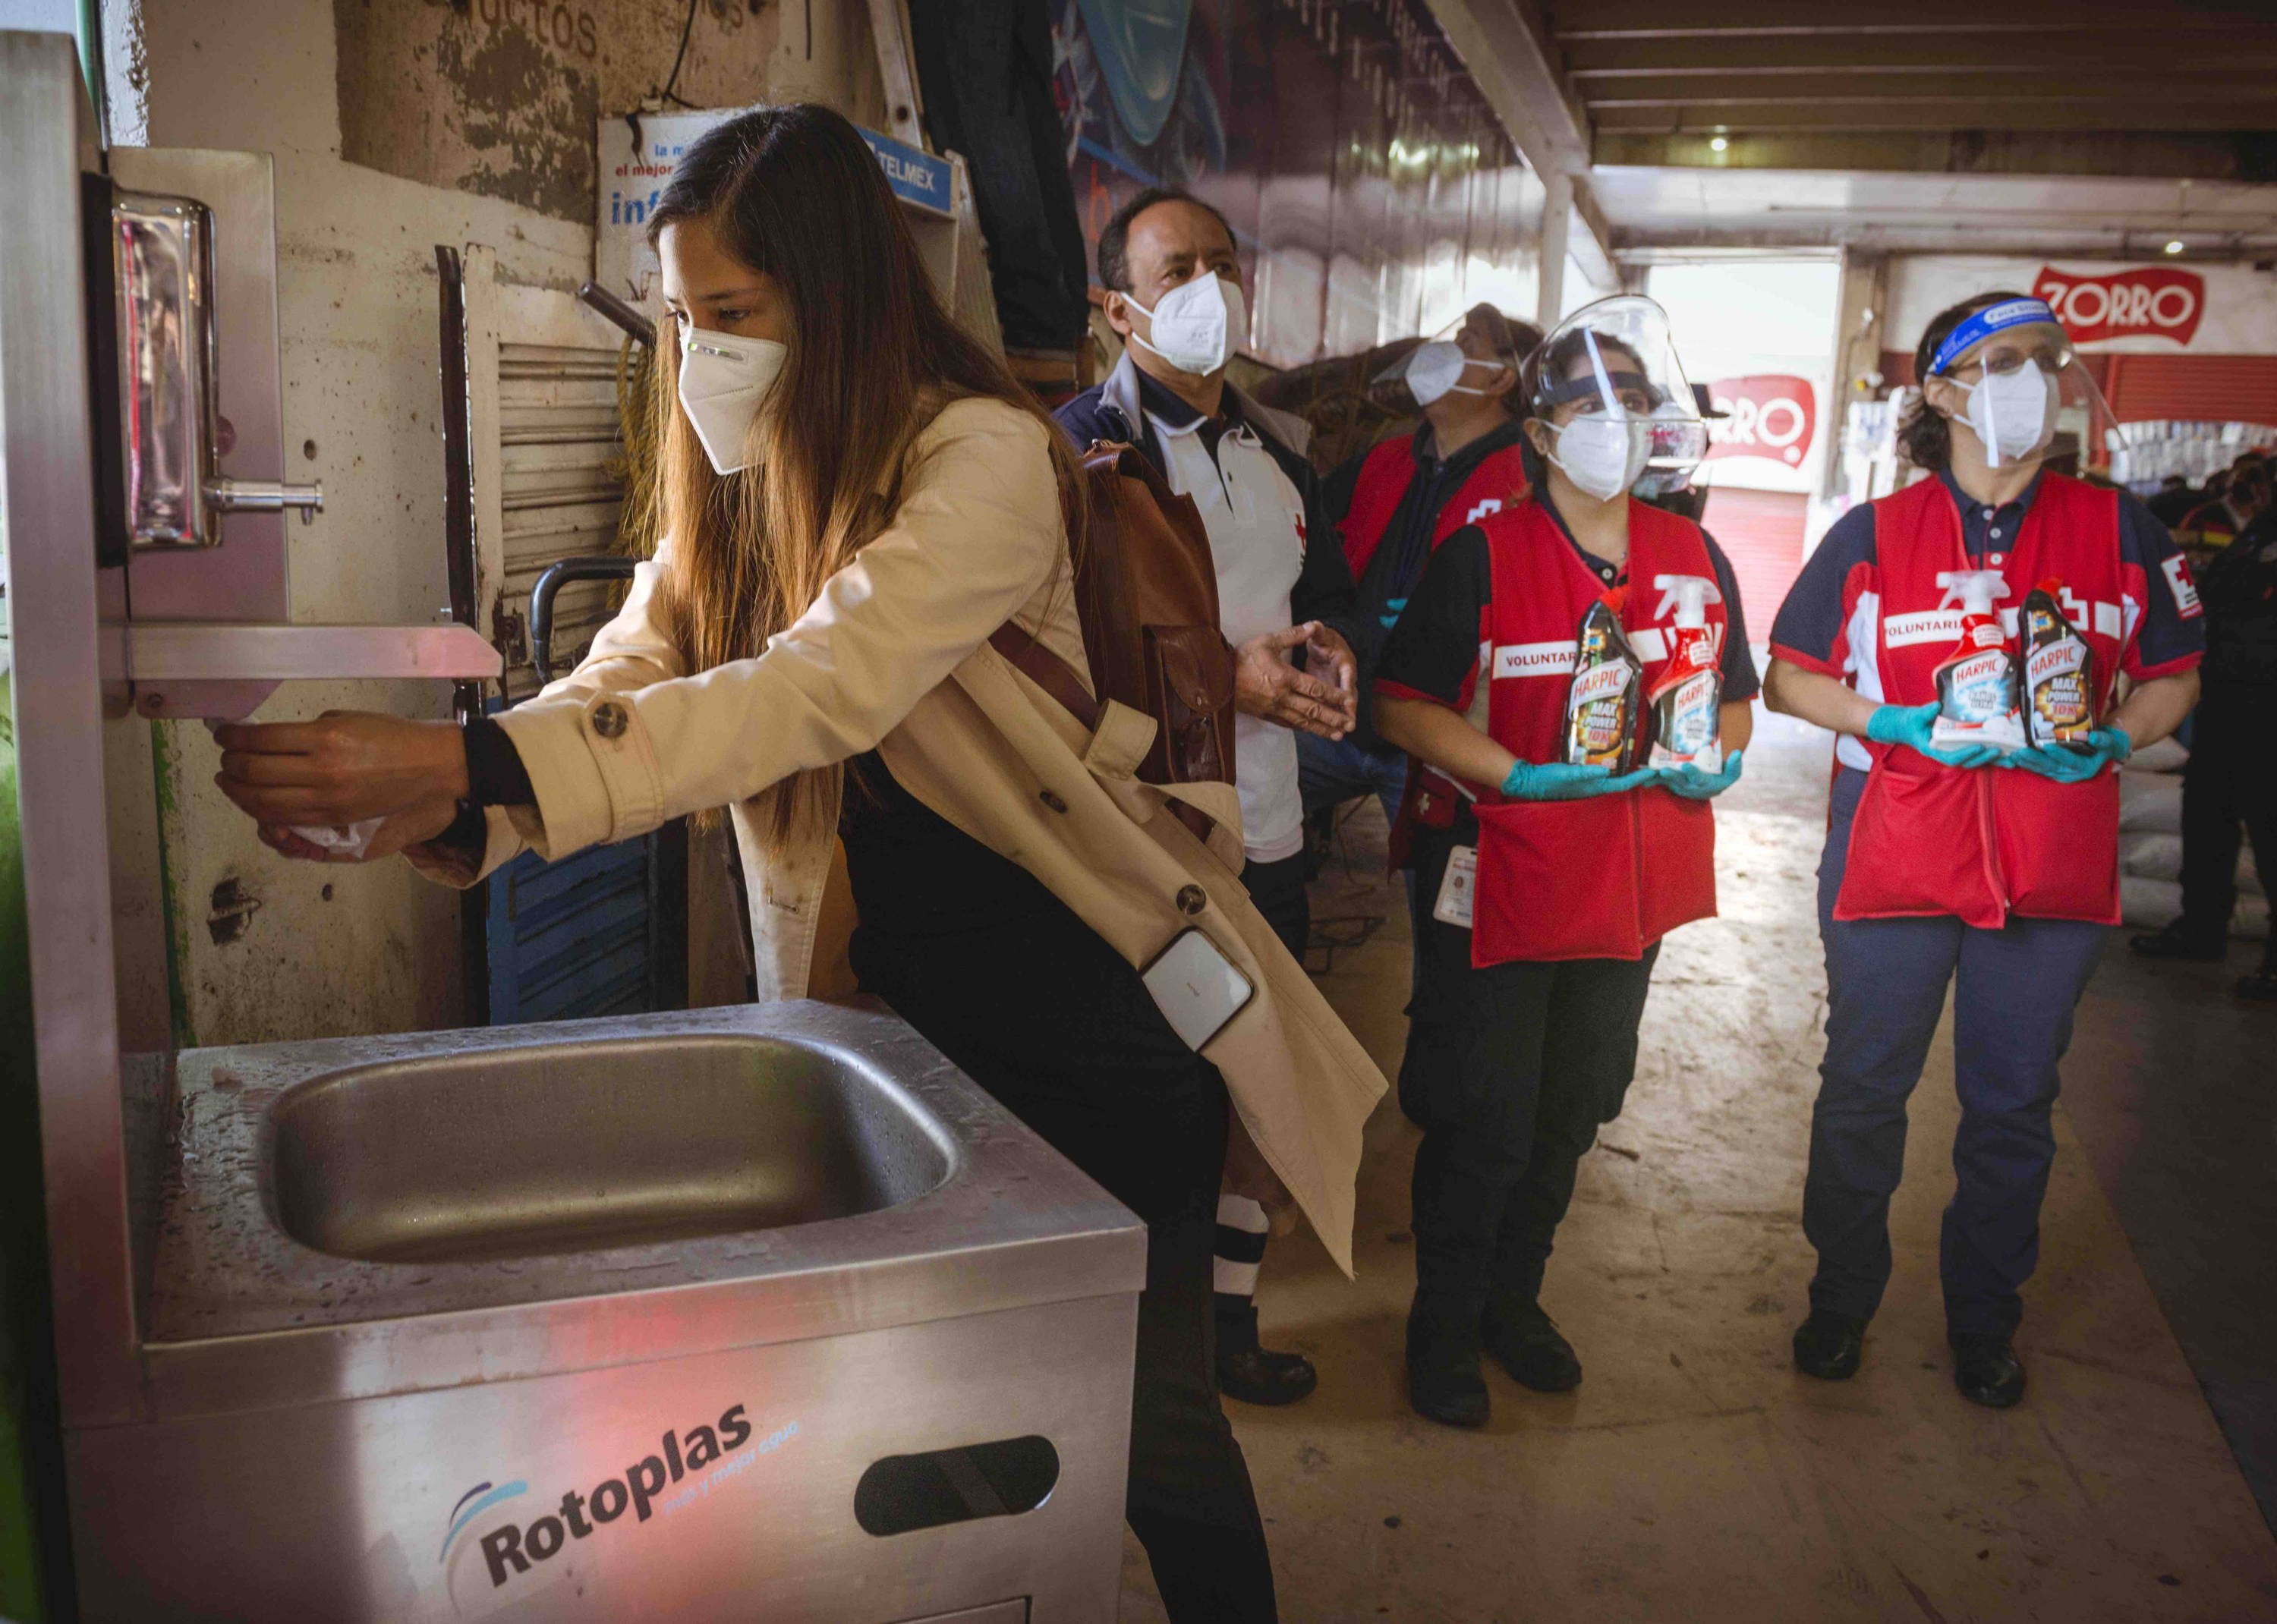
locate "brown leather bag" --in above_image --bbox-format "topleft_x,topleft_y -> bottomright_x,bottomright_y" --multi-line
990,441 -> 1237,799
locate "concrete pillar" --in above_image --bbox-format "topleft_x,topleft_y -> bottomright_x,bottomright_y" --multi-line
1538,169 -> 1572,331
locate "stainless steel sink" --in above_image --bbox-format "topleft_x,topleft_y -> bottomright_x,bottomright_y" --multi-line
83,1001 -> 1144,1623
267,1033 -> 954,1263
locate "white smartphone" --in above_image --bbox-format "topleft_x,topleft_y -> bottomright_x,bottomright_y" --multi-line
1142,927 -> 1257,1052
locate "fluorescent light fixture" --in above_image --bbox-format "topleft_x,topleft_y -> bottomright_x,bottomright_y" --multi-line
2163,239 -> 2185,254
1709,136 -> 1729,153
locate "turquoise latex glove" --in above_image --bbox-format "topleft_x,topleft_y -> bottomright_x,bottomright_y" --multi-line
1501,760 -> 1659,801
1655,749 -> 1744,801
1865,702 -> 2006,770
2007,726 -> 2131,782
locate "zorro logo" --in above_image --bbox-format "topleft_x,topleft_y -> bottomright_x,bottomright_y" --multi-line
2032,265 -> 2205,348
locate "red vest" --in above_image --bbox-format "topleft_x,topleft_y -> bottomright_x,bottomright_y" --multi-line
1340,433 -> 1532,580
1410,499 -> 1724,965
1833,472 -> 2127,928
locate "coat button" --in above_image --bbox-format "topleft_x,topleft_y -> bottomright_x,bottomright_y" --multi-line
1175,884 -> 1207,916
591,701 -> 628,739
1039,789 -> 1069,814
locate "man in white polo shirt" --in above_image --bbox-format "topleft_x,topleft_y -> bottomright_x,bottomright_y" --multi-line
1058,185 -> 1361,1408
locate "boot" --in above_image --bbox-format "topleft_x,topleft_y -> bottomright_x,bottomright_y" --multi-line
1792,1311 -> 1866,1380
1481,1300 -> 1582,1393
1214,1298 -> 1318,1407
1949,1332 -> 2027,1408
1405,1297 -> 1488,1429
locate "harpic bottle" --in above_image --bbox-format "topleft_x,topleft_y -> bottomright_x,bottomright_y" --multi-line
2022,578 -> 2096,751
1929,569 -> 2024,753
1566,590 -> 1644,771
1645,573 -> 1723,773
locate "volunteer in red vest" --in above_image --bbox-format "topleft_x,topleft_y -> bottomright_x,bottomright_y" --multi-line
1299,304 -> 1542,829
1374,297 -> 1758,1428
1764,291 -> 2203,1409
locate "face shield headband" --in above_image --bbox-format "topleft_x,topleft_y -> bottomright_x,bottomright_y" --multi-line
1928,297 -> 2063,377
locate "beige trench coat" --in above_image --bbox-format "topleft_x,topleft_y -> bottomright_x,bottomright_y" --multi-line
414,396 -> 1387,1273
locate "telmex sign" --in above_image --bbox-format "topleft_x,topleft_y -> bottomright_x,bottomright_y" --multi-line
1705,375 -> 1818,467
2032,265 -> 2206,348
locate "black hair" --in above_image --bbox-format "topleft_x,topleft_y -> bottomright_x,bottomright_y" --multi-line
1898,289 -> 2033,472
1096,186 -> 1237,293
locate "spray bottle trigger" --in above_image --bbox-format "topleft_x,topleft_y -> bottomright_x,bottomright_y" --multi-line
1651,572 -> 1722,623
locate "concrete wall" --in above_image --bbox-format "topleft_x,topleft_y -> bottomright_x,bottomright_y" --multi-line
104,0 -> 885,1046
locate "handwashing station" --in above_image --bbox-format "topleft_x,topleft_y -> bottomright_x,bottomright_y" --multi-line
2,33 -> 1141,1622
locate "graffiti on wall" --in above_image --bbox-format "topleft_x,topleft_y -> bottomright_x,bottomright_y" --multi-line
1053,0 -> 1544,370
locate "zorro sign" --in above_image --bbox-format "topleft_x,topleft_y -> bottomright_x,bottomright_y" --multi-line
1704,375 -> 1818,468
2033,265 -> 2206,348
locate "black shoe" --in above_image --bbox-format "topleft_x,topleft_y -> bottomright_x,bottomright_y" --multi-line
1406,1308 -> 1489,1429
2237,967 -> 2277,1003
2129,923 -> 2227,962
1481,1302 -> 1582,1393
1949,1333 -> 2027,1408
1218,1344 -> 1319,1407
1792,1311 -> 1866,1380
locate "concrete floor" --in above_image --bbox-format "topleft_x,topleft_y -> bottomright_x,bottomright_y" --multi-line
1120,714 -> 2277,1622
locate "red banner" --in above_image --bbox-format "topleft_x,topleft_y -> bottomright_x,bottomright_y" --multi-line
1704,375 -> 1817,467
2032,265 -> 2206,348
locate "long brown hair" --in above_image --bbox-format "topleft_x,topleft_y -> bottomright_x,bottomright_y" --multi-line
644,103 -> 1082,847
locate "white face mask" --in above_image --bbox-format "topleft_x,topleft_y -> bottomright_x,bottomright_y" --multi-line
1124,272 -> 1246,378
1547,412 -> 1649,502
1960,364 -> 2058,469
676,324 -> 788,475
1404,340 -> 1504,408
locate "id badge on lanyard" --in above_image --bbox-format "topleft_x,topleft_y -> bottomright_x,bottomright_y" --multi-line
1433,845 -> 1478,929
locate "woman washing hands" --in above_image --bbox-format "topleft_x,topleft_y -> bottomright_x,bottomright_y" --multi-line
216,103 -> 1396,1624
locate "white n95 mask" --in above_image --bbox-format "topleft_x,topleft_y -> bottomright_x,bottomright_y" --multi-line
1125,272 -> 1246,378
1548,413 -> 1649,502
677,325 -> 787,475
1404,341 -> 1506,408
1963,364 -> 2058,468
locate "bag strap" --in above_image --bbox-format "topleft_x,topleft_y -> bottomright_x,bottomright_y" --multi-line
988,624 -> 1100,731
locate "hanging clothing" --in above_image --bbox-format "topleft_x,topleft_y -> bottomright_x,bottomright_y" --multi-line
905,0 -> 1091,353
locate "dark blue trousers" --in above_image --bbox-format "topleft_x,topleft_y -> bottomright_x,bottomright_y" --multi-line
1806,768 -> 2109,1339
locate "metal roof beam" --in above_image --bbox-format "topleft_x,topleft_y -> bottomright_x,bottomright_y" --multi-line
1565,33 -> 2277,75
1593,102 -> 2277,134
1551,0 -> 2274,36
1595,128 -> 2277,181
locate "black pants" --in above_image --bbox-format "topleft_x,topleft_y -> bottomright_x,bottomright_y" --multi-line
1401,830 -> 1658,1326
852,906 -> 1276,1622
2179,691 -> 2277,958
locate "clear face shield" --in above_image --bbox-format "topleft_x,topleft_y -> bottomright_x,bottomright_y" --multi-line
1370,304 -> 1528,414
1923,297 -> 2117,474
1526,296 -> 1708,503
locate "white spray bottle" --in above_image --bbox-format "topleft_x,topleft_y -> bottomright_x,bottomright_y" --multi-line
1646,573 -> 1723,773
1929,568 -> 2024,752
